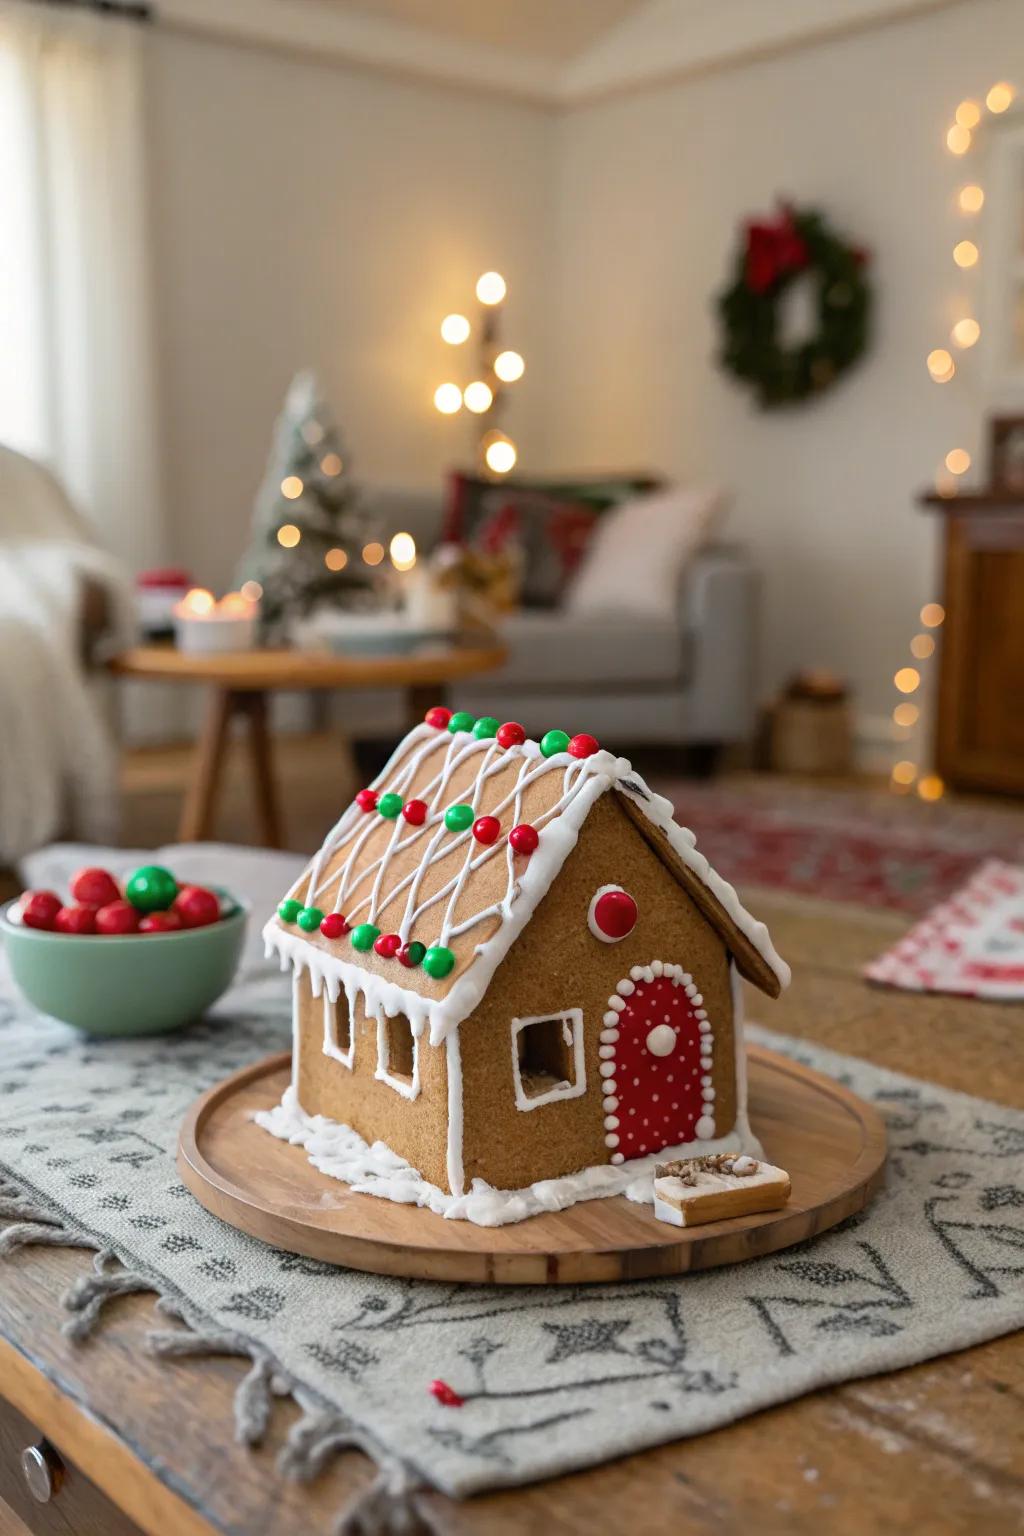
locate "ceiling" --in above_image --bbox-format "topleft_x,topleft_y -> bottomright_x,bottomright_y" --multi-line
302,0 -> 645,63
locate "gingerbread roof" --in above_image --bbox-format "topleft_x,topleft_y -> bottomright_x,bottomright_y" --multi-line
264,715 -> 790,1046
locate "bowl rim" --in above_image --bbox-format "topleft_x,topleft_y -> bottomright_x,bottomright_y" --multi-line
0,887 -> 250,944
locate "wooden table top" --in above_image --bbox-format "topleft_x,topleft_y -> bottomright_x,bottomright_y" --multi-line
2,888 -> 1022,1535
107,640 -> 507,692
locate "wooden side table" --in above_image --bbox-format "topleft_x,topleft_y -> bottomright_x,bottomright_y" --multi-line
108,643 -> 506,848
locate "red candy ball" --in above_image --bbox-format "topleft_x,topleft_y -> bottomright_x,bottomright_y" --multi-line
70,867 -> 121,909
402,799 -> 428,826
139,910 -> 182,934
355,788 -> 378,813
496,721 -> 526,749
55,904 -> 97,935
472,815 -> 501,846
568,733 -> 600,759
320,912 -> 350,939
508,823 -> 539,856
374,932 -> 401,958
592,888 -> 638,940
424,706 -> 452,730
173,885 -> 220,929
95,900 -> 141,935
19,890 -> 62,931
429,1379 -> 464,1408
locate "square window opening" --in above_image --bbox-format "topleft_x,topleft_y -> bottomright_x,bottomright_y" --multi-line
323,993 -> 353,1065
517,1016 -> 576,1100
386,1017 -> 415,1080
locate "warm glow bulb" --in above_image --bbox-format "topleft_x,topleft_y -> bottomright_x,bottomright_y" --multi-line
910,633 -> 936,659
240,580 -> 263,603
892,760 -> 917,785
920,602 -> 945,627
953,240 -> 979,268
917,774 -> 945,801
185,587 -> 215,615
389,531 -> 417,571
945,448 -> 971,475
281,475 -> 303,499
986,82 -> 1015,114
958,184 -> 984,213
927,348 -> 955,382
320,452 -> 342,476
277,524 -> 301,548
302,420 -> 324,447
476,271 -> 507,306
362,541 -> 385,567
484,437 -> 517,475
946,124 -> 971,155
440,313 -> 471,345
893,702 -> 919,727
463,380 -> 494,414
434,382 -> 463,415
951,317 -> 981,348
494,350 -> 525,383
955,99 -> 981,129
894,666 -> 921,694
324,547 -> 348,572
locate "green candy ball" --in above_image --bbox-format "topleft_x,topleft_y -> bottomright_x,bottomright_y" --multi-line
444,803 -> 474,833
472,716 -> 500,740
278,898 -> 302,923
125,864 -> 178,913
540,729 -> 571,758
423,945 -> 455,979
297,906 -> 324,932
377,792 -> 403,819
402,940 -> 426,967
350,923 -> 380,952
447,711 -> 476,734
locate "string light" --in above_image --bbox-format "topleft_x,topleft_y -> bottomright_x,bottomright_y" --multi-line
894,667 -> 920,694
184,587 -> 214,615
955,100 -> 981,129
958,184 -> 984,213
891,760 -> 917,785
277,524 -> 301,548
240,580 -> 263,603
433,383 -> 462,415
917,774 -> 945,801
389,532 -> 417,571
986,82 -> 1015,114
484,435 -> 517,474
910,633 -> 936,659
953,240 -> 979,268
281,475 -> 303,499
945,448 -> 971,475
893,702 -> 919,727
920,602 -> 945,627
951,317 -> 980,348
494,350 -> 525,383
946,124 -> 971,155
362,542 -> 385,566
302,421 -> 324,446
324,548 -> 348,571
440,313 -> 471,345
320,453 -> 342,476
476,271 -> 507,305
934,470 -> 959,498
463,381 -> 494,414
927,348 -> 955,382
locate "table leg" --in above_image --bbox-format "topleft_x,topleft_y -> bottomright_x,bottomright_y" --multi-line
178,687 -> 233,843
240,691 -> 285,849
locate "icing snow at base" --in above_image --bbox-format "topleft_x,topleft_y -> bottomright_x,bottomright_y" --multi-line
255,1085 -> 763,1228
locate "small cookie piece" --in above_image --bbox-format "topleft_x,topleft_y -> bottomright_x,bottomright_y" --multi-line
653,1153 -> 790,1228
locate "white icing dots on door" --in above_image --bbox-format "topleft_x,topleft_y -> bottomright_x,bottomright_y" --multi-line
645,1024 -> 675,1057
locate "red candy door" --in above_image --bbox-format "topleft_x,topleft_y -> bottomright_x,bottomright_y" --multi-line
599,962 -> 716,1164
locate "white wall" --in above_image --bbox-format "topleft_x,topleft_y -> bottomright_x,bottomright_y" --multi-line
545,0 -> 1024,746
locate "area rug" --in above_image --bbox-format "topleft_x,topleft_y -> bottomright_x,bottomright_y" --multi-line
2,858 -> 1023,1523
650,778 -> 1024,915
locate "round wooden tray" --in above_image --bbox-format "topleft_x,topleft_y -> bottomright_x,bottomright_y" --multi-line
178,1046 -> 886,1285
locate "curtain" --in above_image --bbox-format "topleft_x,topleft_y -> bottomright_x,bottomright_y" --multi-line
0,1 -> 164,569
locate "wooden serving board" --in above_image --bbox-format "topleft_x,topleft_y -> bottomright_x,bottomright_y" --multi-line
177,1046 -> 886,1285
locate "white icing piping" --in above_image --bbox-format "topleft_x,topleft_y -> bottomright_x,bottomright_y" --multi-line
445,1030 -> 464,1198
374,1016 -> 421,1100
729,959 -> 762,1155
510,1009 -> 587,1112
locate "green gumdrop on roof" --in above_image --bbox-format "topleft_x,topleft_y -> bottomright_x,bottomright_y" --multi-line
297,906 -> 324,932
444,803 -> 474,833
350,923 -> 380,951
472,716 -> 499,739
423,945 -> 455,979
540,729 -> 571,758
278,898 -> 302,923
448,711 -> 476,734
377,792 -> 403,818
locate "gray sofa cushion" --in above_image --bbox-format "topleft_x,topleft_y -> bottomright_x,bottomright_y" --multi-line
492,611 -> 681,689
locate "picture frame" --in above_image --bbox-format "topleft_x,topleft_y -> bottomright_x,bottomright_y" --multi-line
988,415 -> 1024,492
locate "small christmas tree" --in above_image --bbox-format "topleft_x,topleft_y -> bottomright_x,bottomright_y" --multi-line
237,371 -> 373,632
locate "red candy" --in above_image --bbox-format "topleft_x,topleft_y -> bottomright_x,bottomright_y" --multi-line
70,867 -> 121,909
508,824 -> 539,856
592,888 -> 638,939
139,910 -> 182,934
398,942 -> 423,968
402,799 -> 428,826
95,900 -> 141,935
472,815 -> 501,846
496,721 -> 526,749
374,933 -> 402,958
55,904 -> 97,935
355,788 -> 378,813
429,1379 -> 464,1408
19,890 -> 62,931
568,733 -> 600,759
320,912 -> 350,939
424,706 -> 452,730
173,885 -> 220,929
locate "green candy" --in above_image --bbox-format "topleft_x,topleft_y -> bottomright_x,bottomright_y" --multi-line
297,906 -> 324,932
472,716 -> 500,740
350,923 -> 380,951
540,729 -> 571,758
423,945 -> 455,979
278,898 -> 302,923
377,792 -> 403,819
447,711 -> 475,734
444,803 -> 474,833
402,940 -> 426,967
125,864 -> 178,913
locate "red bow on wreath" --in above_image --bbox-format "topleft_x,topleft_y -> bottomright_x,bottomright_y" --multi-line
744,206 -> 809,295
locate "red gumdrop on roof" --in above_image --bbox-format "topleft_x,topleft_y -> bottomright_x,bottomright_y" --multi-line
508,823 -> 539,856
496,721 -> 526,749
424,706 -> 452,729
472,815 -> 501,846
374,932 -> 402,958
429,1379 -> 464,1408
355,788 -> 378,812
402,799 -> 427,826
568,733 -> 600,759
320,912 -> 350,939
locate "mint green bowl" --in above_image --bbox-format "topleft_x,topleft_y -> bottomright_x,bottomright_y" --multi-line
0,892 -> 248,1037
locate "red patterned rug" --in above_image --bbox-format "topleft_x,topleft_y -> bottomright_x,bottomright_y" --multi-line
649,778 -> 1024,916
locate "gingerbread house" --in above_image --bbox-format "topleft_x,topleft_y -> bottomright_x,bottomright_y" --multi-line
262,708 -> 790,1223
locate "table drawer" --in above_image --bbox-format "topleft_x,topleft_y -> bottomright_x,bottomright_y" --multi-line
0,1393 -> 143,1536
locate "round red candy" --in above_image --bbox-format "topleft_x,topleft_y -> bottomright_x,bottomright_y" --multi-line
496,721 -> 526,749
374,932 -> 401,958
424,706 -> 452,730
320,912 -> 350,939
402,799 -> 427,827
19,890 -> 62,931
568,733 -> 600,759
429,1379 -> 464,1408
70,867 -> 121,909
172,885 -> 220,928
139,910 -> 182,934
95,900 -> 141,935
592,888 -> 637,940
355,788 -> 378,813
55,904 -> 97,935
508,824 -> 539,856
472,815 -> 501,846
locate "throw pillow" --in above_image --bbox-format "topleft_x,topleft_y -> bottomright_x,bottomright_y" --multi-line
566,486 -> 722,622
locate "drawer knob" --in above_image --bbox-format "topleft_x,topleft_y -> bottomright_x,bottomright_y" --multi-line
21,1441 -> 64,1503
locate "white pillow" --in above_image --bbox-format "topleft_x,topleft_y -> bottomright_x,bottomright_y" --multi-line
566,486 -> 722,621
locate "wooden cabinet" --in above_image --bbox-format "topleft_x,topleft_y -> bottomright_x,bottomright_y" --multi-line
923,493 -> 1024,795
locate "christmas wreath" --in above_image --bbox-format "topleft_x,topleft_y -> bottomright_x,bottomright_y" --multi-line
717,204 -> 871,408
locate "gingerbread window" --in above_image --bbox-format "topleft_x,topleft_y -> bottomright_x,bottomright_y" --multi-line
376,1015 -> 420,1100
322,992 -> 354,1069
511,1010 -> 586,1111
